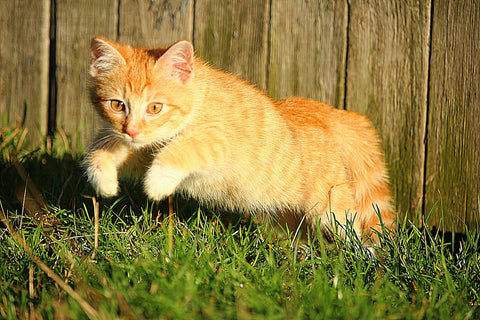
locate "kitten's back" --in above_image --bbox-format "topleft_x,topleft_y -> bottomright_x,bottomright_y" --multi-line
273,97 -> 395,240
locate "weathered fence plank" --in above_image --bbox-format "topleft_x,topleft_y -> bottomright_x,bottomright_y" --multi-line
118,0 -> 194,46
0,0 -> 50,145
55,0 -> 119,151
193,0 -> 270,90
269,0 -> 348,107
425,0 -> 480,232
345,0 -> 431,224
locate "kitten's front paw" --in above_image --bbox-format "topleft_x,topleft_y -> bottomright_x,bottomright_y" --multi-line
144,166 -> 185,201
85,163 -> 119,198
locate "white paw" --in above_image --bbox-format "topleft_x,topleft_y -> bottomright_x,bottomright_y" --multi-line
144,166 -> 185,201
86,163 -> 119,198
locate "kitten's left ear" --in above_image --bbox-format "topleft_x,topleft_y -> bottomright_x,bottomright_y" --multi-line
156,40 -> 194,84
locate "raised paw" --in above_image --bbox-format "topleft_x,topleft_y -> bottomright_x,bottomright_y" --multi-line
85,161 -> 119,197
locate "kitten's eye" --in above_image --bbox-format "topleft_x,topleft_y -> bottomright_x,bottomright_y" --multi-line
147,102 -> 165,115
109,100 -> 125,112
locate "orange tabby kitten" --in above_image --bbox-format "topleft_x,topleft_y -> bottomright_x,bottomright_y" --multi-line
84,37 -> 395,244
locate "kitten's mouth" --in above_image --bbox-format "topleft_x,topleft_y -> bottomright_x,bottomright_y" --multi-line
122,134 -> 149,148
123,134 -> 172,150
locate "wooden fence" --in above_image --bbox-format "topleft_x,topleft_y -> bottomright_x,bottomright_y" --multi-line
1,0 -> 479,232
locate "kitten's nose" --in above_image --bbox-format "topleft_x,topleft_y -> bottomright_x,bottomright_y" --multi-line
125,126 -> 140,138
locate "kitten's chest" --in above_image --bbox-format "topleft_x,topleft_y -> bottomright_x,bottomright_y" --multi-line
117,147 -> 156,178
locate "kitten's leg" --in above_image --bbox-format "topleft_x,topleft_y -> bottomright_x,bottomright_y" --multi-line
84,142 -> 130,197
144,165 -> 188,201
144,135 -> 226,201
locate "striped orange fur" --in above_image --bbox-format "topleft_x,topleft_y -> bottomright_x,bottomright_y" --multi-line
84,37 -> 396,244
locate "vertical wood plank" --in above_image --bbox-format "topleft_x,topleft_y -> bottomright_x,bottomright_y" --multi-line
193,0 -> 270,90
55,0 -> 118,151
118,0 -> 194,46
346,0 -> 431,223
425,0 -> 480,232
0,0 -> 50,146
269,0 -> 348,107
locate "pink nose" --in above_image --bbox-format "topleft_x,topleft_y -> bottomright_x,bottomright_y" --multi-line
125,126 -> 140,138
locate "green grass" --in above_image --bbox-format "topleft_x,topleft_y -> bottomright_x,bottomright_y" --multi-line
0,127 -> 479,319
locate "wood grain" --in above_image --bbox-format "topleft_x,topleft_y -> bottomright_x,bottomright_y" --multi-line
346,0 -> 431,224
0,0 -> 50,146
269,0 -> 348,106
193,0 -> 270,90
425,0 -> 480,232
118,0 -> 194,47
54,0 -> 118,150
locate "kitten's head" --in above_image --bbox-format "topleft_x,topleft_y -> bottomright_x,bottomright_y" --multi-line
89,37 -> 196,148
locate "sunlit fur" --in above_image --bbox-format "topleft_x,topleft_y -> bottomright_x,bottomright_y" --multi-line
84,37 -> 396,244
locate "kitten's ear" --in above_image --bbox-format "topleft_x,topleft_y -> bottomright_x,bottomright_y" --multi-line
156,40 -> 194,84
90,37 -> 126,77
